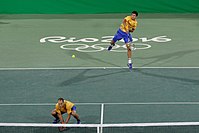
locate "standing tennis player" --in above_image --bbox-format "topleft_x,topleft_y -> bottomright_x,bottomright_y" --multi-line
108,11 -> 138,70
51,98 -> 81,124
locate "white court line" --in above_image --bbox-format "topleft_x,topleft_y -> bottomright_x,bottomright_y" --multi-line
0,67 -> 126,70
1,102 -> 199,106
0,66 -> 199,70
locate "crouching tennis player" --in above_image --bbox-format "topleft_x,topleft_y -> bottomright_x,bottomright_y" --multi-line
51,98 -> 81,124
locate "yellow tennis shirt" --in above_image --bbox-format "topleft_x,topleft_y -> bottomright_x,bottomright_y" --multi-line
55,100 -> 74,114
120,16 -> 138,33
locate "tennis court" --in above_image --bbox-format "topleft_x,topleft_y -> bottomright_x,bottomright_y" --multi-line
1,68 -> 199,133
1,0 -> 199,132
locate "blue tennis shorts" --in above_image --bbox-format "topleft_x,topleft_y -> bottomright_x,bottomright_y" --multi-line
113,28 -> 132,44
71,106 -> 77,111
60,106 -> 77,114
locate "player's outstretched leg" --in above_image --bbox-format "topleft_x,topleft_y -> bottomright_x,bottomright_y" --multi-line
74,113 -> 81,124
107,40 -> 115,51
71,107 -> 81,124
126,43 -> 133,71
73,113 -> 81,124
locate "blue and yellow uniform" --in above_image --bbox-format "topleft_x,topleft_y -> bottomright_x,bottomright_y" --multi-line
120,16 -> 138,33
55,100 -> 76,114
113,16 -> 138,43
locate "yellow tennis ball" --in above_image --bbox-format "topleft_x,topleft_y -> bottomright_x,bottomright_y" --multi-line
72,55 -> 75,58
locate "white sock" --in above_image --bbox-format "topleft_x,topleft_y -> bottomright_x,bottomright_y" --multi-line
128,58 -> 132,64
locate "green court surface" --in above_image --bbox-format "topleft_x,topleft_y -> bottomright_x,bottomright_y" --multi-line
0,14 -> 199,132
0,68 -> 199,123
0,14 -> 199,68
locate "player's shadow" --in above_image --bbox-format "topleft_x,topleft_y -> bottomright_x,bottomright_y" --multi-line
134,48 -> 199,85
0,22 -> 9,24
59,69 -> 127,87
137,49 -> 199,67
133,68 -> 199,85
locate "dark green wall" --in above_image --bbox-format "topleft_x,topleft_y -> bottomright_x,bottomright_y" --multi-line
0,0 -> 199,14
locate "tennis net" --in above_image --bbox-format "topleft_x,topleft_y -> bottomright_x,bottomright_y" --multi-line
1,122 -> 199,133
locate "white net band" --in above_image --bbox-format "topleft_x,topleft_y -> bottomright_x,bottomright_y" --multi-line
1,122 -> 199,127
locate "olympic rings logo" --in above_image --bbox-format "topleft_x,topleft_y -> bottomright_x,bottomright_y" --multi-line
60,43 -> 151,52
40,36 -> 171,53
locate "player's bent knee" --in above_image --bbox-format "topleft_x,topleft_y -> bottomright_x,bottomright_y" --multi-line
126,46 -> 131,51
51,112 -> 56,115
126,44 -> 131,50
51,110 -> 57,115
71,111 -> 76,115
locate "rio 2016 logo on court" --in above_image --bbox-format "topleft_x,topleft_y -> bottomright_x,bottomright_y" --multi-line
40,36 -> 171,52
